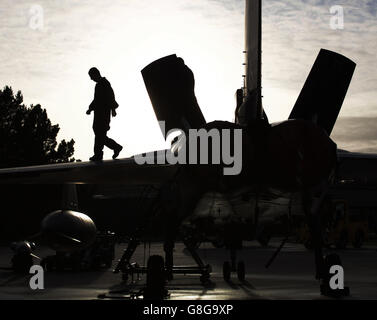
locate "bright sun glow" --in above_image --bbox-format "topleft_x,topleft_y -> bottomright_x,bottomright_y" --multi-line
1,0 -> 376,158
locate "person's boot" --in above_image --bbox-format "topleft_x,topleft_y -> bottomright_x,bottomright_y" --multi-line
112,145 -> 123,159
90,152 -> 103,161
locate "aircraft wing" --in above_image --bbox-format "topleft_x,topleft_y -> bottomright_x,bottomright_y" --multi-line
337,150 -> 377,160
0,154 -> 178,184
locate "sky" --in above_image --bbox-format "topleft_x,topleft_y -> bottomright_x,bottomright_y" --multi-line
0,0 -> 376,160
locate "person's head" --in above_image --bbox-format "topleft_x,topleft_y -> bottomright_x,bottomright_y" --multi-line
88,67 -> 102,82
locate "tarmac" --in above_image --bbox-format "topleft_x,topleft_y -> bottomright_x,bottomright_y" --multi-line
0,239 -> 377,300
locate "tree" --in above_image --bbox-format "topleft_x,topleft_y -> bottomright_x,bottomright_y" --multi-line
0,86 -> 75,168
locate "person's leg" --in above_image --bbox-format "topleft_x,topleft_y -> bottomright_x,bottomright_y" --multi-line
104,136 -> 121,150
104,136 -> 123,159
92,130 -> 106,160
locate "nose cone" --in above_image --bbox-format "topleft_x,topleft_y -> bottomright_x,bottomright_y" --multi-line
41,210 -> 97,252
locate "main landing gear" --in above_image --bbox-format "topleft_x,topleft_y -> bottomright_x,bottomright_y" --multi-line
222,247 -> 246,281
302,185 -> 350,298
143,255 -> 170,300
319,253 -> 350,298
113,237 -> 212,294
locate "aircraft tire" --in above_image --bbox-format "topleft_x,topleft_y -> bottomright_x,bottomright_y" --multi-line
200,274 -> 210,285
223,261 -> 231,281
237,261 -> 245,281
144,255 -> 166,300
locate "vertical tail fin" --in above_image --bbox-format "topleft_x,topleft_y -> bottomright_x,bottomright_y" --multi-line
289,49 -> 356,136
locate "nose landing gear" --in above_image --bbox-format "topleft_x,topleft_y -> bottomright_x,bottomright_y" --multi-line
222,247 -> 246,281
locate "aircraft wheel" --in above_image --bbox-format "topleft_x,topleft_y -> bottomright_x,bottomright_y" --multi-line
320,253 -> 350,297
223,261 -> 231,281
200,274 -> 210,285
144,255 -> 166,300
237,261 -> 245,281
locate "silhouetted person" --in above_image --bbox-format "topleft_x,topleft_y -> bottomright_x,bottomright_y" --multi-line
86,67 -> 123,161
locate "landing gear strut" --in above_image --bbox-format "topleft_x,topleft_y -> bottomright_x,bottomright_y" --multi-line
222,246 -> 246,281
302,187 -> 350,298
114,237 -> 212,287
143,255 -> 169,300
222,223 -> 245,281
320,253 -> 350,298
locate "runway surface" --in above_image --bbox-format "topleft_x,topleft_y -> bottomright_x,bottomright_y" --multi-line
0,239 -> 376,300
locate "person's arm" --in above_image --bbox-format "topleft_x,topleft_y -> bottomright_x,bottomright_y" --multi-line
106,83 -> 119,116
87,101 -> 95,114
86,85 -> 98,114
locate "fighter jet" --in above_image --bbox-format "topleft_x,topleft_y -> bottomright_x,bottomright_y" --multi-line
0,0 -> 358,297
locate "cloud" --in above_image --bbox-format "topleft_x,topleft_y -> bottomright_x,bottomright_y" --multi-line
0,0 -> 248,160
260,0 -> 377,120
0,0 -> 376,159
332,117 -> 377,153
